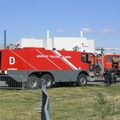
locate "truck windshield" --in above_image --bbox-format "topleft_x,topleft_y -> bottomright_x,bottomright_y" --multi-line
106,56 -> 112,62
81,53 -> 95,63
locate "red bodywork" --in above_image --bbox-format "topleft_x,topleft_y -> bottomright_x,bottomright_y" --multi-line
0,48 -> 90,71
1,48 -> 119,75
103,54 -> 120,69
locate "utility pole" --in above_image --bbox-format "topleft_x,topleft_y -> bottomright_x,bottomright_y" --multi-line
4,30 -> 6,49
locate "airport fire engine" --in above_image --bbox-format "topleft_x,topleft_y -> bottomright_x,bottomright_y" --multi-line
0,47 -> 120,88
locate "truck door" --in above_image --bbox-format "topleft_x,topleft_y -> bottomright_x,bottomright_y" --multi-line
112,56 -> 119,69
105,55 -> 112,69
81,53 -> 95,71
88,53 -> 96,72
81,53 -> 89,70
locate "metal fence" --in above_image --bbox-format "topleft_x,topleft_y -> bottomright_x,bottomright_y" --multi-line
41,80 -> 50,120
0,75 -> 23,89
0,77 -> 50,120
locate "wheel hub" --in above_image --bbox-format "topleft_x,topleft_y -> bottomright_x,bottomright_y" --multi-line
29,80 -> 37,88
45,78 -> 51,87
80,77 -> 86,84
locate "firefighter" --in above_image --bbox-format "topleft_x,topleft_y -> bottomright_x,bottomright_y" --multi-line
104,69 -> 112,86
89,61 -> 94,72
112,56 -> 118,84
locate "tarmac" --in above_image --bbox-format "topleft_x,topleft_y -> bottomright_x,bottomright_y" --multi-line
88,78 -> 120,86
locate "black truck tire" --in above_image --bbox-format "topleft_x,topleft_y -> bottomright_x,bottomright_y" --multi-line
77,74 -> 87,86
41,74 -> 53,88
26,75 -> 40,89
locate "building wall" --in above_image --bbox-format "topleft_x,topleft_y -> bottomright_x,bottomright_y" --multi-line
16,38 -> 44,48
46,38 -> 53,50
16,36 -> 95,52
53,37 -> 94,52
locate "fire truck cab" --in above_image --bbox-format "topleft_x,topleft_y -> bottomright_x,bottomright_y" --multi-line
103,54 -> 120,78
103,54 -> 120,69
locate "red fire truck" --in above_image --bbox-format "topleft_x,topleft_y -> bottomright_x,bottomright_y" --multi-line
103,54 -> 120,70
96,48 -> 120,80
0,47 -> 120,88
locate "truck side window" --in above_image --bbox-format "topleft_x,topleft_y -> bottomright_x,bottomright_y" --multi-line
106,56 -> 111,62
112,56 -> 119,63
81,54 -> 87,62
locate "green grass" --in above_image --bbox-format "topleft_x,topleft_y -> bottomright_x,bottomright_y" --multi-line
0,90 -> 41,120
1,85 -> 120,120
49,85 -> 120,120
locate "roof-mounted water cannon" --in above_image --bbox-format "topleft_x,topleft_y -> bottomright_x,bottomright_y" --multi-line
8,43 -> 20,50
96,47 -> 104,55
73,45 -> 80,51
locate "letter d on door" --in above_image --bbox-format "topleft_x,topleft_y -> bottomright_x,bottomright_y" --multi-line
9,57 -> 15,65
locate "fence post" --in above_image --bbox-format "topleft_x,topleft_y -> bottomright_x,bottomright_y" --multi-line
40,79 -> 50,120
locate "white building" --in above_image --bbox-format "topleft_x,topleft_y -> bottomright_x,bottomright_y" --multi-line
16,38 -> 44,48
53,37 -> 94,52
16,31 -> 95,52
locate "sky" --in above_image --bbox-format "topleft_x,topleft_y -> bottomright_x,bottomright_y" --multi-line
0,0 -> 120,48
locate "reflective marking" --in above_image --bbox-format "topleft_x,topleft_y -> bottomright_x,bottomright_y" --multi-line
53,51 -> 78,70
36,49 -> 62,70
10,50 -> 37,70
